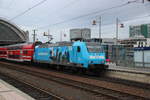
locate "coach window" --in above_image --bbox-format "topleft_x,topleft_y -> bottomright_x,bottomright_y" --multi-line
77,46 -> 80,52
23,50 -> 28,54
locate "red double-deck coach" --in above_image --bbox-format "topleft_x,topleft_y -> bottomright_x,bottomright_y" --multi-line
0,47 -> 7,59
0,43 -> 35,62
22,44 -> 35,61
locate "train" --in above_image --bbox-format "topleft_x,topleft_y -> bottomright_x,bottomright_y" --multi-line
0,41 -> 108,73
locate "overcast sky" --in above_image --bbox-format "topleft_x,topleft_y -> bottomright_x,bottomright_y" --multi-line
0,0 -> 150,42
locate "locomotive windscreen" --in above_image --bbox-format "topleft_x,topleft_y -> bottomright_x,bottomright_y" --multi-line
86,42 -> 104,53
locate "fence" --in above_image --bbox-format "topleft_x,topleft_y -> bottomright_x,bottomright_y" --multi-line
104,45 -> 150,68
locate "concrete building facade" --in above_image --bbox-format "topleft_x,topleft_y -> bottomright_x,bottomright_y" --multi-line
129,24 -> 150,38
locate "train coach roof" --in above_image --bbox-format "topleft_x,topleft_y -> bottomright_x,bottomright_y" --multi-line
0,47 -> 7,50
86,42 -> 101,46
0,42 -> 34,48
38,41 -> 102,48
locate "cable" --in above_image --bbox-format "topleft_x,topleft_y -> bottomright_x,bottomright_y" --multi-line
37,0 -> 139,29
10,0 -> 47,21
31,0 -> 81,24
60,0 -> 81,10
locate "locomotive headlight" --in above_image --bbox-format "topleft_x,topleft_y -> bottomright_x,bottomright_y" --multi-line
101,60 -> 105,63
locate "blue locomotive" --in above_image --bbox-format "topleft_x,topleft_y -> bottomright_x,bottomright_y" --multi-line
33,41 -> 108,72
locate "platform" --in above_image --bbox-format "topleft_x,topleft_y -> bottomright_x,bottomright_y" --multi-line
0,79 -> 34,100
108,63 -> 150,74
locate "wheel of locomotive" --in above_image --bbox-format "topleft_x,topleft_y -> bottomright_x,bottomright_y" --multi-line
68,66 -> 78,74
59,65 -> 65,71
80,68 -> 87,74
86,67 -> 101,76
56,65 -> 62,70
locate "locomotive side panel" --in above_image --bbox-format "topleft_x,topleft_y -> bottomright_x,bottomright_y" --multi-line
69,42 -> 89,68
33,44 -> 71,66
33,47 -> 51,63
51,46 -> 70,64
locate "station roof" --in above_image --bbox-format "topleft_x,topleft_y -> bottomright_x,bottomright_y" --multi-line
0,18 -> 28,46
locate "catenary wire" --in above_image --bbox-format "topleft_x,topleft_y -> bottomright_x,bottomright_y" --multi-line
37,0 -> 140,29
10,0 -> 48,21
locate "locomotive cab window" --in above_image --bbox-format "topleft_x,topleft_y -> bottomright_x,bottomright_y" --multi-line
86,42 -> 104,53
77,46 -> 81,52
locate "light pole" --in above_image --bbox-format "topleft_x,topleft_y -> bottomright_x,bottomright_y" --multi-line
93,16 -> 102,42
99,16 -> 101,39
115,18 -> 119,65
116,18 -> 124,45
60,31 -> 62,42
116,18 -> 119,45
115,17 -> 124,65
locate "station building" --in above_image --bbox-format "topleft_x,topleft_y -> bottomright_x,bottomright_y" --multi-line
129,24 -> 150,38
0,18 -> 29,46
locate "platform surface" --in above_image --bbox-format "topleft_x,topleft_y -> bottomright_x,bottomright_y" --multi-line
108,63 -> 150,74
0,79 -> 34,100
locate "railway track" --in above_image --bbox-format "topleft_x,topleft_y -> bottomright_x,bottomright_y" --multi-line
0,61 -> 149,100
0,73 -> 63,100
106,68 -> 150,84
